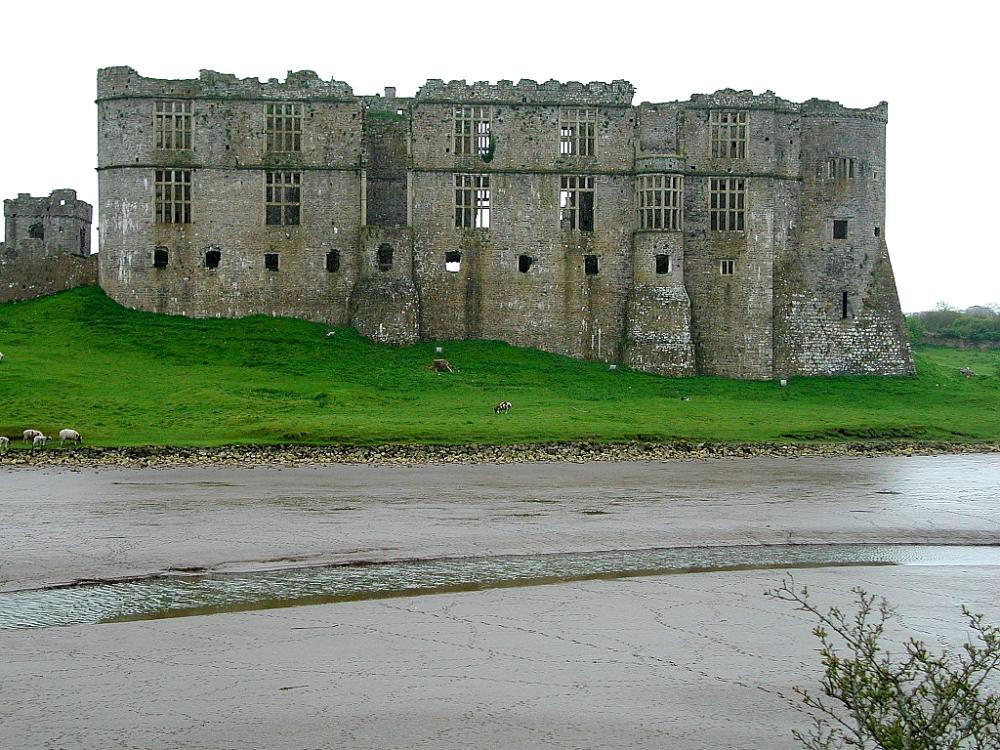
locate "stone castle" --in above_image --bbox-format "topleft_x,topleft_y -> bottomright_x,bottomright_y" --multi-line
9,67 -> 917,378
1,190 -> 96,303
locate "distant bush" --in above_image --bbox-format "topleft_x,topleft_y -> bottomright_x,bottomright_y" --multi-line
911,305 -> 1000,344
904,315 -> 924,345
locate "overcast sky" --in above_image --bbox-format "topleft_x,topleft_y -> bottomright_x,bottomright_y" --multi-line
0,0 -> 992,312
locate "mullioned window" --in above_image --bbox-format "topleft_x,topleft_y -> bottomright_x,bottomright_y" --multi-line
454,174 -> 491,228
559,108 -> 596,157
454,105 -> 492,157
266,103 -> 302,153
710,110 -> 748,159
709,177 -> 745,232
155,101 -> 192,150
559,175 -> 595,231
265,171 -> 301,225
154,169 -> 192,224
638,174 -> 683,231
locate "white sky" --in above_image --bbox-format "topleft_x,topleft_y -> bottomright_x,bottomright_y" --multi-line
0,0 -> 993,312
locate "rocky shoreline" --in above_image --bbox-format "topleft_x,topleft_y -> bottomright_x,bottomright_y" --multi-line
2,440 -> 998,468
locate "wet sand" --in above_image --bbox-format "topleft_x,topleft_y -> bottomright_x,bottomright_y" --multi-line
2,454 -> 999,592
2,454 -> 999,749
2,565 -> 999,749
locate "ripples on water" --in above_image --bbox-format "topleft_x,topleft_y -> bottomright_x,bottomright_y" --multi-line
2,544 -> 999,630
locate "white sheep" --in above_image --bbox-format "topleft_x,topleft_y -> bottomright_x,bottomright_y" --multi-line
0,436 -> 9,451
32,434 -> 49,450
0,351 -> 5,362
22,429 -> 42,444
59,429 -> 82,446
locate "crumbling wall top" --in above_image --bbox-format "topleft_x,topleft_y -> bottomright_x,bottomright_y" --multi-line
97,66 -> 356,102
415,79 -> 635,107
4,190 -> 92,220
801,98 -> 888,123
640,89 -> 887,122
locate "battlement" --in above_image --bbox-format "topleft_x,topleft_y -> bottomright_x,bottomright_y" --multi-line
415,78 -> 635,107
97,66 -> 356,102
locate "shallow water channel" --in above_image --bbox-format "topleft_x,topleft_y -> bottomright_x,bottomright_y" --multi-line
2,544 -> 999,630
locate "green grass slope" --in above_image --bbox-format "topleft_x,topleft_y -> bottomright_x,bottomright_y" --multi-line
1,287 -> 998,447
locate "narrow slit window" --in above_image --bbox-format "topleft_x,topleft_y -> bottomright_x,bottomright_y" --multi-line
710,110 -> 748,159
445,251 -> 462,273
874,226 -> 880,237
518,255 -> 533,273
454,174 -> 490,228
154,100 -> 192,150
841,291 -> 849,320
204,248 -> 221,269
453,105 -> 492,157
264,253 -> 279,272
377,244 -> 393,272
153,247 -> 169,268
833,219 -> 848,240
265,103 -> 302,152
584,255 -> 599,276
709,177 -> 745,232
638,174 -> 683,230
720,259 -> 735,276
560,175 -> 595,231
655,254 -> 671,275
79,228 -> 87,253
154,169 -> 192,224
265,171 -> 301,226
559,107 -> 597,156
326,250 -> 341,273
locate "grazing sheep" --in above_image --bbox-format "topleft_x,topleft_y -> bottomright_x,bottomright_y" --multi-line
0,436 -> 9,451
494,401 -> 512,414
59,429 -> 82,445
32,434 -> 49,450
22,429 -> 43,444
0,351 -> 4,362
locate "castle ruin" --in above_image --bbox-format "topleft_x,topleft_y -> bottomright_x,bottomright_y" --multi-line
0,190 -> 96,303
94,67 -> 913,379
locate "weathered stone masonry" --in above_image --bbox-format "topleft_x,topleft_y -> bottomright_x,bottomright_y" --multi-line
95,67 -> 914,378
0,190 -> 96,303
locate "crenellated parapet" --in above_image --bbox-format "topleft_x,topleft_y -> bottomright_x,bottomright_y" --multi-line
415,78 -> 635,107
97,66 -> 356,102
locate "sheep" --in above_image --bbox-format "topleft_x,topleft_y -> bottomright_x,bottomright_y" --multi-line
32,434 -> 49,450
59,429 -> 82,446
494,401 -> 512,414
22,429 -> 43,444
0,436 -> 9,451
0,351 -> 4,362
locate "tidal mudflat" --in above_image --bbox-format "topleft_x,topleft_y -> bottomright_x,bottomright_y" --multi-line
1,454 -> 999,748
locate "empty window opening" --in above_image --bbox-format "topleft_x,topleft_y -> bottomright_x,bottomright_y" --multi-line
454,174 -> 490,228
326,250 -> 341,273
453,105 -> 492,158
584,255 -> 599,276
655,254 -> 671,274
826,157 -> 857,180
841,291 -> 849,320
638,174 -> 683,230
377,244 -> 394,272
560,175 -> 595,231
874,226 -> 880,237
518,255 -> 533,273
559,107 -> 597,156
153,247 -> 169,268
265,171 -> 301,226
79,228 -> 87,253
833,219 -> 848,240
264,253 -> 279,272
155,169 -> 192,224
710,110 -> 748,159
709,177 -> 745,232
719,259 -> 735,276
204,248 -> 221,269
445,251 -> 462,273
265,103 -> 302,152
155,100 -> 193,150
28,223 -> 44,240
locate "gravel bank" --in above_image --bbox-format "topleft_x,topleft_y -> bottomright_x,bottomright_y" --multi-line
2,439 -> 999,468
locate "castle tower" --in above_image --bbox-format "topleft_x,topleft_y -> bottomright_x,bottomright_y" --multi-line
1,189 -> 96,302
773,100 -> 913,375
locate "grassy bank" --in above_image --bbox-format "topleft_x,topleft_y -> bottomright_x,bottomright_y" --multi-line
1,287 -> 998,448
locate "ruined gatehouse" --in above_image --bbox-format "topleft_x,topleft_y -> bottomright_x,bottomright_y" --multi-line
94,67 -> 913,379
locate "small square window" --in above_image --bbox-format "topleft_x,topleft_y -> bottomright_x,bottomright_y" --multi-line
655,254 -> 671,275
153,247 -> 169,268
377,244 -> 393,272
720,259 -> 735,276
445,251 -> 462,273
326,250 -> 341,273
205,249 -> 221,269
584,255 -> 598,276
833,220 -> 848,240
518,255 -> 533,273
264,253 -> 279,271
